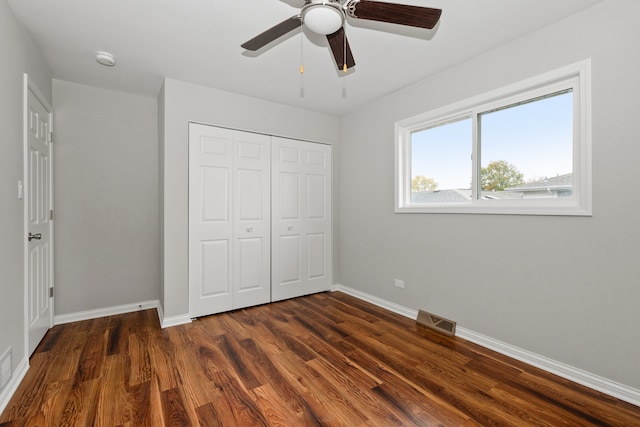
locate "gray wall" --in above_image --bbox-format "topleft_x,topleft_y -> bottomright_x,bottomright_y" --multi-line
53,80 -> 159,315
337,0 -> 640,389
160,78 -> 340,318
0,0 -> 51,399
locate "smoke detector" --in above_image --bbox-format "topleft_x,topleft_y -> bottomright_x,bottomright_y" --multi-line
96,51 -> 116,67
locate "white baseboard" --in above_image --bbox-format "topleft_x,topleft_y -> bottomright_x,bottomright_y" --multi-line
54,300 -> 160,325
156,301 -> 164,327
457,328 -> 640,407
331,284 -> 418,319
54,299 -> 192,329
156,303 -> 192,328
0,356 -> 29,416
332,284 -> 640,407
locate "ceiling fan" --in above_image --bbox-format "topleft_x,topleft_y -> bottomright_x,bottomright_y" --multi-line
241,0 -> 442,72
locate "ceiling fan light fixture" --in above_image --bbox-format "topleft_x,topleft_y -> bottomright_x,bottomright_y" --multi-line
302,2 -> 344,35
241,0 -> 442,72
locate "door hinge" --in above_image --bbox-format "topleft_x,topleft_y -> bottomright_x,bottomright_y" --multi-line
49,131 -> 54,143
49,287 -> 54,298
50,210 -> 54,220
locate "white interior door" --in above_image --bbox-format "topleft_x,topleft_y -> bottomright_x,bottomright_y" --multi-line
25,77 -> 53,355
189,124 -> 234,316
271,137 -> 332,302
189,124 -> 270,317
233,131 -> 271,309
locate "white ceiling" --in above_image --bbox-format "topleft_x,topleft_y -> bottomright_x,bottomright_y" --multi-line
7,0 -> 603,116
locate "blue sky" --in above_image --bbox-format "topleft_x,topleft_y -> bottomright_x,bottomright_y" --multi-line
411,91 -> 573,190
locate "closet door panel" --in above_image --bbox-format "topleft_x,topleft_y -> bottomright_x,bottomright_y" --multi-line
237,237 -> 263,290
303,143 -> 332,294
307,174 -> 327,219
201,166 -> 229,222
272,137 -> 332,301
190,124 -> 331,315
279,235 -> 301,284
237,169 -> 262,220
272,142 -> 304,300
307,233 -> 326,279
233,130 -> 271,309
189,124 -> 234,316
279,172 -> 301,220
201,240 -> 230,296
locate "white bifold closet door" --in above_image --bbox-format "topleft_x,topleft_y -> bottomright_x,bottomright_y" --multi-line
271,137 -> 332,302
189,123 -> 271,317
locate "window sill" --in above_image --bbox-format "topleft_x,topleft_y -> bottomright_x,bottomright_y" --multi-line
396,200 -> 592,216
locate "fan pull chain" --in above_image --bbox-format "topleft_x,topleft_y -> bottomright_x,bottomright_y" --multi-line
300,23 -> 304,74
299,25 -> 305,98
341,27 -> 347,98
343,27 -> 347,73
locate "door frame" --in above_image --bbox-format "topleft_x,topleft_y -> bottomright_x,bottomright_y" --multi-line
23,74 -> 54,357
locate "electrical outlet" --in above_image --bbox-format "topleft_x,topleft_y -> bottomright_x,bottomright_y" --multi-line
394,279 -> 405,288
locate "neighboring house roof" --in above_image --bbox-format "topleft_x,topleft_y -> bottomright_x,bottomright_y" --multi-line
504,173 -> 572,192
411,189 -> 471,203
412,173 -> 573,202
480,191 -> 523,200
412,189 -> 523,202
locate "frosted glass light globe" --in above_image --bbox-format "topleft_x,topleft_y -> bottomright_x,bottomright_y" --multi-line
303,4 -> 344,35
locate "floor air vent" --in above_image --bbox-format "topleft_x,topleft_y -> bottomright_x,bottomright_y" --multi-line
416,310 -> 456,336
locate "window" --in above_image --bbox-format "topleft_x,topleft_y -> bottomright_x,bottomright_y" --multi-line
395,60 -> 592,215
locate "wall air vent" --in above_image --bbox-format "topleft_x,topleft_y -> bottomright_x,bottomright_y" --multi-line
416,310 -> 456,336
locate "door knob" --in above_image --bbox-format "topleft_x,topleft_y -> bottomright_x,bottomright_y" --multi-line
247,227 -> 253,232
28,233 -> 42,241
287,226 -> 293,231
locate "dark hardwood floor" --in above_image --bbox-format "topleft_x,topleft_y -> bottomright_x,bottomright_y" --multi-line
1,292 -> 639,426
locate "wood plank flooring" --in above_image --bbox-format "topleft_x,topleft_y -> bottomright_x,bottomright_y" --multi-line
1,292 -> 639,426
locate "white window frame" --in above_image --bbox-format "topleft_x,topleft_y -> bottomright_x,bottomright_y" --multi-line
395,59 -> 592,216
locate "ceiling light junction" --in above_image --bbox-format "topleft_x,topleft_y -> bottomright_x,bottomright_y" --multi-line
96,51 -> 116,67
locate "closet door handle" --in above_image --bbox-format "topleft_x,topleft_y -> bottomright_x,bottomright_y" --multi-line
247,227 -> 253,232
28,233 -> 42,241
287,226 -> 293,231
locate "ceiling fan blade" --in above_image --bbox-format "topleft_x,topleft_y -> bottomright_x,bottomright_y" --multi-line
241,16 -> 302,51
326,27 -> 356,71
347,0 -> 442,29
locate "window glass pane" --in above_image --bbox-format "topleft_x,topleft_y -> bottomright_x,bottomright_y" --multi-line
479,90 -> 573,200
410,117 -> 472,204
